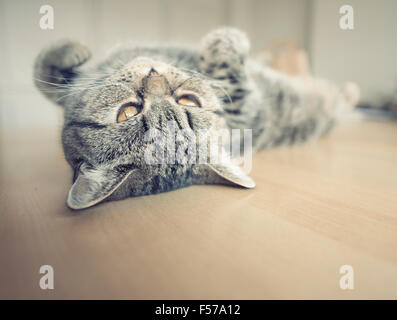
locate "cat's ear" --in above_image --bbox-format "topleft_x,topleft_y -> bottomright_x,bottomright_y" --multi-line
199,27 -> 250,78
67,164 -> 134,210
203,161 -> 255,189
34,40 -> 91,105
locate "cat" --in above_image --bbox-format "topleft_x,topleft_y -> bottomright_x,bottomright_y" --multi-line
34,27 -> 358,210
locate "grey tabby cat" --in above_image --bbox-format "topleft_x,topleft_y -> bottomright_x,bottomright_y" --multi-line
34,28 -> 357,210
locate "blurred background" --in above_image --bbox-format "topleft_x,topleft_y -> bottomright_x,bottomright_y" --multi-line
0,0 -> 396,129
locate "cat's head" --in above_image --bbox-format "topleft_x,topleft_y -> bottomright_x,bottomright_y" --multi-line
35,28 -> 255,209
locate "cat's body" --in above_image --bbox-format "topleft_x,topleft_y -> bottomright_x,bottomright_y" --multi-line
34,28 -> 357,209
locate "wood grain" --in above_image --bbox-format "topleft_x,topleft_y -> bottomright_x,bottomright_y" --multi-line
0,120 -> 396,299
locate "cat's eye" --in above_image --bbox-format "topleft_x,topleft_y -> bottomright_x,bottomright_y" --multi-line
177,95 -> 201,107
117,103 -> 141,123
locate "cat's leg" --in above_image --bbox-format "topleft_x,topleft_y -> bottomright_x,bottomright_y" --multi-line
301,78 -> 360,123
251,72 -> 329,150
254,72 -> 360,150
34,40 -> 91,105
199,28 -> 252,115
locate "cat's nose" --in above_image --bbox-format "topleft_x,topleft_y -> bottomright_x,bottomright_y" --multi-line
142,68 -> 170,96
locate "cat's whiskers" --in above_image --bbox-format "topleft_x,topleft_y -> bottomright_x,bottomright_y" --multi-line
55,81 -> 133,103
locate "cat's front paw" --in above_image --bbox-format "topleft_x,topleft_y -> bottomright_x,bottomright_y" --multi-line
42,40 -> 91,70
200,27 -> 250,75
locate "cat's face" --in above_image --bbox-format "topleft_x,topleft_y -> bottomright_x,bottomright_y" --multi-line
36,28 -> 255,209
58,57 -> 252,209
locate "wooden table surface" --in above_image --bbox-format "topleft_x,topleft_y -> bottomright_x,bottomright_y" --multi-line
1,120 -> 397,299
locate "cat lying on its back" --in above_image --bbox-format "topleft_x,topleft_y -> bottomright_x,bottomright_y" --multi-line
34,28 -> 358,210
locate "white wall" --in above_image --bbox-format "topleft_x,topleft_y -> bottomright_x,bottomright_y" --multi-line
310,0 -> 397,104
